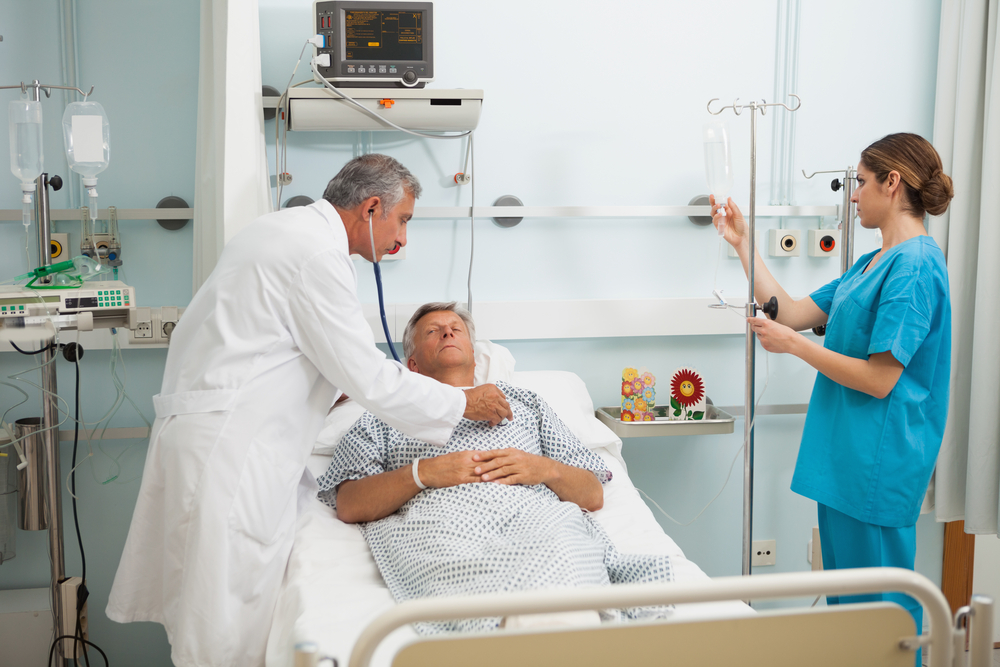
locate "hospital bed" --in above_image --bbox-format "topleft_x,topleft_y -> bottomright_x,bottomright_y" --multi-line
264,345 -> 992,667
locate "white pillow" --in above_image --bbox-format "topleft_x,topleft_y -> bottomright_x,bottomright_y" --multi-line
313,340 -> 517,456
509,370 -> 623,462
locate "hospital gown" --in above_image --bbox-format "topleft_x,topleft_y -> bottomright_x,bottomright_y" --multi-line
317,381 -> 673,633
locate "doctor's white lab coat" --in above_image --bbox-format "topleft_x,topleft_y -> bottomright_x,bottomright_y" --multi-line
106,200 -> 465,667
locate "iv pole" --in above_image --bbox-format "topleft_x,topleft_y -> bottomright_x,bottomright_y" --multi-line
1,78 -> 92,666
707,94 -> 801,577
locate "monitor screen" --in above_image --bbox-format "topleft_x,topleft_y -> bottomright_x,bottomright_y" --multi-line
344,9 -> 424,62
315,1 -> 434,88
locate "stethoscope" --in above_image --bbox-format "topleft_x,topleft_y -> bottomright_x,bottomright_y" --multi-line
369,209 -> 401,362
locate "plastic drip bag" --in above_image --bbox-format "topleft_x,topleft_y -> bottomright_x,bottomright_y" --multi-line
9,99 -> 43,203
63,101 -> 109,221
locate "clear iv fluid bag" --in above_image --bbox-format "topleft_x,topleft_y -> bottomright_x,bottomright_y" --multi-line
9,100 -> 43,186
703,121 -> 733,234
62,101 -> 109,178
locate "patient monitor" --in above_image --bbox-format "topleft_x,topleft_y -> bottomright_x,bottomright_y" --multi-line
313,1 -> 434,88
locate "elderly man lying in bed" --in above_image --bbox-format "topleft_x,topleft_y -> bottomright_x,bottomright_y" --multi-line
317,302 -> 673,633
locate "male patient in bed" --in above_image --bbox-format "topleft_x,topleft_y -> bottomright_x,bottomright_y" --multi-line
317,302 -> 673,633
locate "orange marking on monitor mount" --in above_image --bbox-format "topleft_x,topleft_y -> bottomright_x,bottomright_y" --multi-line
379,99 -> 395,108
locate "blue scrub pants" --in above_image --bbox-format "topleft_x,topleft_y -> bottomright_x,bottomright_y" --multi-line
817,503 -> 922,664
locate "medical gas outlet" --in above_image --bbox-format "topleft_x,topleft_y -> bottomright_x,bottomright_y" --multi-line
768,229 -> 800,257
808,229 -> 839,257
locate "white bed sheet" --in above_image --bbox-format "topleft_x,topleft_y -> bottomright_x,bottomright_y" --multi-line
265,448 -> 753,667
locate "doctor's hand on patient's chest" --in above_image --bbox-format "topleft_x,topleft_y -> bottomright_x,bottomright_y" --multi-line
463,385 -> 514,426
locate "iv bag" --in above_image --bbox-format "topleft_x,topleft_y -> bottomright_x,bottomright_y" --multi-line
703,121 -> 733,234
62,101 -> 109,179
9,100 -> 43,187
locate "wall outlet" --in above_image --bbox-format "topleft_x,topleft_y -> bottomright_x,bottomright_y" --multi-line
128,307 -> 154,343
768,229 -> 800,257
752,539 -> 776,566
58,577 -> 87,660
50,233 -> 69,261
808,229 -> 839,257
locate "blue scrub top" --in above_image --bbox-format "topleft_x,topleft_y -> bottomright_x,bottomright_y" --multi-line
791,236 -> 951,528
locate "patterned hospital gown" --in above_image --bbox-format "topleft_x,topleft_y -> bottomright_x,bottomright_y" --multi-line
317,381 -> 673,633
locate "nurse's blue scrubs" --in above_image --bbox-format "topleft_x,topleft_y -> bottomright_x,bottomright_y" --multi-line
791,236 -> 951,653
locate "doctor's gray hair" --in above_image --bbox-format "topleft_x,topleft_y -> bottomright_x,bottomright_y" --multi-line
402,302 -> 477,360
322,154 -> 422,217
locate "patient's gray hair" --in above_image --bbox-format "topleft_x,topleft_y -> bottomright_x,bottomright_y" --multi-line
322,154 -> 422,216
402,302 -> 477,360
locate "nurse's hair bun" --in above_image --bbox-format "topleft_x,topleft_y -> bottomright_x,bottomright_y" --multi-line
860,133 -> 955,218
921,168 -> 954,217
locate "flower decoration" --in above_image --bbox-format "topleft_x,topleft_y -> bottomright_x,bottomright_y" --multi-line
641,412 -> 655,421
622,398 -> 635,412
621,381 -> 634,397
640,372 -> 656,387
621,410 -> 636,422
622,368 -> 638,382
643,387 -> 655,402
632,378 -> 644,394
635,398 -> 648,412
670,368 -> 705,407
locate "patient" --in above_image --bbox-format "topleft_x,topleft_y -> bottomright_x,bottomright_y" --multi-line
317,302 -> 673,633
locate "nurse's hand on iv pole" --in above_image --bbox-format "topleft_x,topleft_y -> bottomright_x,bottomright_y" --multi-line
710,195 -> 749,251
463,385 -> 514,426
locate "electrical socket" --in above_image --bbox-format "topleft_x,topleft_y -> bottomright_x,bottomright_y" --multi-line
808,229 -> 839,257
50,233 -> 69,261
751,539 -> 776,566
128,307 -> 153,343
58,577 -> 87,660
768,229 -> 800,257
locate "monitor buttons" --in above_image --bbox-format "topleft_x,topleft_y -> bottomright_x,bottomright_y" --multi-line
347,66 -> 356,74
378,65 -> 387,74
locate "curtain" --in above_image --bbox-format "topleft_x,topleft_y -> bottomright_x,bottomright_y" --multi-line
192,0 -> 273,292
932,0 -> 1000,536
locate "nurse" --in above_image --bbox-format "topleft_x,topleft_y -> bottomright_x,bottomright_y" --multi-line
712,133 -> 954,638
107,154 -> 513,667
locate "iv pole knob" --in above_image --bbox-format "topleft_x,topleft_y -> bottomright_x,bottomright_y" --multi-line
831,178 -> 842,192
761,295 -> 779,320
48,174 -> 62,191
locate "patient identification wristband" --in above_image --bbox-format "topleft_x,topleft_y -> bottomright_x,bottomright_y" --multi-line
412,458 -> 428,490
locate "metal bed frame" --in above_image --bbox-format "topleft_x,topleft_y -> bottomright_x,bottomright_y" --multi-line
316,568 -> 994,667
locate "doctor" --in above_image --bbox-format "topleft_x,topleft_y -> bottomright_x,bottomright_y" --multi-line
107,154 -> 512,667
713,133 -> 953,649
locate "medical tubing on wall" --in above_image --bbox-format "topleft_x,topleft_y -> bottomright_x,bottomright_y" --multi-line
310,58 -> 471,140
466,132 -> 475,313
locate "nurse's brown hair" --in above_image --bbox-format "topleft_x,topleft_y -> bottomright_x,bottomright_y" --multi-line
860,133 -> 954,218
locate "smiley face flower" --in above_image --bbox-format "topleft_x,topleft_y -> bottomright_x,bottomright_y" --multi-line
622,368 -> 638,382
621,410 -> 636,422
622,398 -> 635,412
622,381 -> 634,397
643,387 -> 655,402
641,412 -> 655,421
632,378 -> 644,394
640,372 -> 656,387
670,368 -> 705,407
635,398 -> 648,412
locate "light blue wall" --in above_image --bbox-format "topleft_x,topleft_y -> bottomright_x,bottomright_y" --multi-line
0,0 -> 944,663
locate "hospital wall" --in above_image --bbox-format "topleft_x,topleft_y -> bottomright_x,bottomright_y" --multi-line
0,0 -> 944,663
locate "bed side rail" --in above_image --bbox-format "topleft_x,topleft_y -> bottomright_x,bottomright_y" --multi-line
348,567 -> 962,667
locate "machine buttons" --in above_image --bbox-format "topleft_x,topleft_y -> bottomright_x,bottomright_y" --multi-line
378,65 -> 387,74
347,66 -> 355,73
389,66 -> 397,73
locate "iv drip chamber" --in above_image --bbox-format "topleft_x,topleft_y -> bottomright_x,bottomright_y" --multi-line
703,121 -> 734,235
9,100 -> 44,203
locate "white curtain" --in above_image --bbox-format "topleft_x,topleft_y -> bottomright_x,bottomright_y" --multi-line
932,0 -> 1000,536
193,0 -> 273,292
